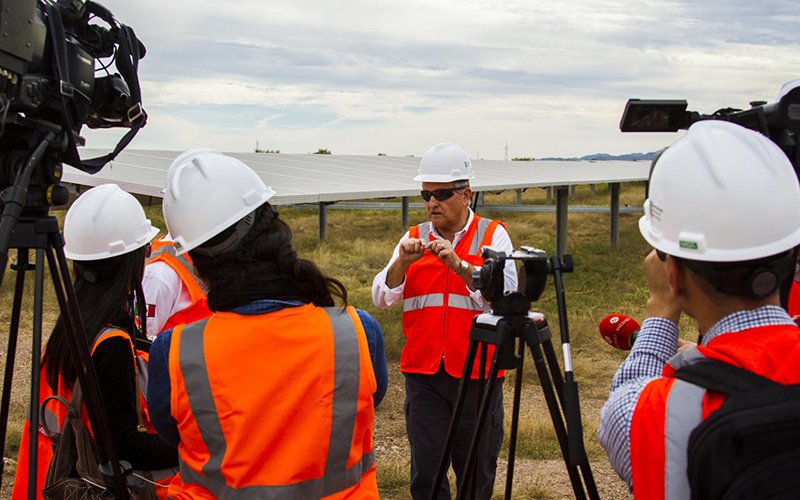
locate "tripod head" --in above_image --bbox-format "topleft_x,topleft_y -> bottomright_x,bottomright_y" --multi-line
474,245 -> 574,308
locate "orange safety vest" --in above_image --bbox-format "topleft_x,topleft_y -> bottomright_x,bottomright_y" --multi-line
12,328 -> 172,499
401,215 -> 503,379
788,279 -> 800,317
166,304 -> 378,499
146,238 -> 211,333
629,324 -> 800,500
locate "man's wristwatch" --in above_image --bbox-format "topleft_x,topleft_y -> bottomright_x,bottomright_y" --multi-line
457,259 -> 470,276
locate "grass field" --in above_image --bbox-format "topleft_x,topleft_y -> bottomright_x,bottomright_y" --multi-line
0,183 -> 701,498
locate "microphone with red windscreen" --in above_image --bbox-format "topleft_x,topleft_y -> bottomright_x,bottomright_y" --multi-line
599,313 -> 641,350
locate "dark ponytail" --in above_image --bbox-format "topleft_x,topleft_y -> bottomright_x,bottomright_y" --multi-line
190,203 -> 347,311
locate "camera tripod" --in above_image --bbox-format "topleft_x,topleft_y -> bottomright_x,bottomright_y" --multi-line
430,255 -> 599,500
0,133 -> 130,499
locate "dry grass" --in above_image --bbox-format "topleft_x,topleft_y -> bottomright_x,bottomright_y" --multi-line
0,183 -> 691,498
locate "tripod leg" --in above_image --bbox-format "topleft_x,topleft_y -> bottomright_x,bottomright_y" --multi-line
542,338 -> 565,406
429,339 -> 480,500
541,340 -> 600,499
0,250 -> 28,482
465,343 -> 489,500
46,246 -> 130,499
27,250 -> 46,499
456,352 -> 503,500
504,336 -> 525,499
527,339 -> 587,500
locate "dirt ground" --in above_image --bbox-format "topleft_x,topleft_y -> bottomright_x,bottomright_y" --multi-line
374,364 -> 632,499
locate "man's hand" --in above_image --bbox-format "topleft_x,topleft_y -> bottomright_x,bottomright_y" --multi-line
398,238 -> 426,265
644,249 -> 682,323
385,238 -> 426,288
425,238 -> 459,270
426,238 -> 476,290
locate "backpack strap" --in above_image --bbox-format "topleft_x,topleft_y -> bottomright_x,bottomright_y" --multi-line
672,358 -> 778,395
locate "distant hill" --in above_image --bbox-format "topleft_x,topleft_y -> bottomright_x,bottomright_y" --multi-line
537,152 -> 655,161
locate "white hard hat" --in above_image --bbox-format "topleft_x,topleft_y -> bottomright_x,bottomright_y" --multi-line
639,120 -> 800,262
162,150 -> 276,255
64,184 -> 159,261
414,143 -> 475,182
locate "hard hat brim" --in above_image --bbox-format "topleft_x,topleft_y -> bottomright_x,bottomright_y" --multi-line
65,225 -> 160,261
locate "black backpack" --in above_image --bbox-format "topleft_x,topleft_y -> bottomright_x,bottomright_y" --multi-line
672,359 -> 800,500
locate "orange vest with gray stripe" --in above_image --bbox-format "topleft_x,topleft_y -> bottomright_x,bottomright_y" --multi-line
146,238 -> 211,333
629,324 -> 800,500
11,328 -> 169,500
402,215 -> 503,379
166,304 -> 378,499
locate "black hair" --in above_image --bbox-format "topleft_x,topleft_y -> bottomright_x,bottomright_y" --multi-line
43,246 -> 147,391
189,202 -> 347,311
678,248 -> 797,300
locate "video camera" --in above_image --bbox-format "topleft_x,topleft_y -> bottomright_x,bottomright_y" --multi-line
474,246 -> 573,306
0,0 -> 146,210
619,80 -> 800,174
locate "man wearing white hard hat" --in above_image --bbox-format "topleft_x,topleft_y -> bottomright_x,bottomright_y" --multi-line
372,143 -> 517,499
147,150 -> 387,498
598,121 -> 800,499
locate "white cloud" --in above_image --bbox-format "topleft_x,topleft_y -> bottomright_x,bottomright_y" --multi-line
81,0 -> 799,159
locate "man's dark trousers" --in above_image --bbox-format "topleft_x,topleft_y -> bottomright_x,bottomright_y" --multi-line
405,363 -> 504,500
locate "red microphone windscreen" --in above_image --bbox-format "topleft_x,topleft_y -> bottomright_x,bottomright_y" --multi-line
599,313 -> 641,350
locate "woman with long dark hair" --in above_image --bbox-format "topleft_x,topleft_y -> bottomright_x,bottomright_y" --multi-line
147,150 -> 386,499
12,184 -> 178,499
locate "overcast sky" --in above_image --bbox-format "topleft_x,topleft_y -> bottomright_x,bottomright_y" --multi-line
82,0 -> 798,159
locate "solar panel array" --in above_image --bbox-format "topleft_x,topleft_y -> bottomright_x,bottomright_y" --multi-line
65,149 -> 650,205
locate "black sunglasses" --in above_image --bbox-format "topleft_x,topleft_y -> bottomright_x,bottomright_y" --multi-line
420,187 -> 464,202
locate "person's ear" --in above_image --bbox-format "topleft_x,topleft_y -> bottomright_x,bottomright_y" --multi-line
463,187 -> 472,204
666,256 -> 686,297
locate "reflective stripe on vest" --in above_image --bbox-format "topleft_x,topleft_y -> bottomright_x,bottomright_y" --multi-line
662,346 -> 707,500
402,293 -> 486,313
403,293 -> 444,312
662,379 -> 704,500
148,242 -> 207,294
469,217 -> 491,255
448,294 -> 489,312
177,308 -> 372,497
417,222 -> 432,244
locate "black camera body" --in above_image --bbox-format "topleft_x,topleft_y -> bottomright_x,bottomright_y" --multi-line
0,0 -> 146,209
1,0 -> 140,127
474,246 -> 573,313
619,80 -> 800,174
